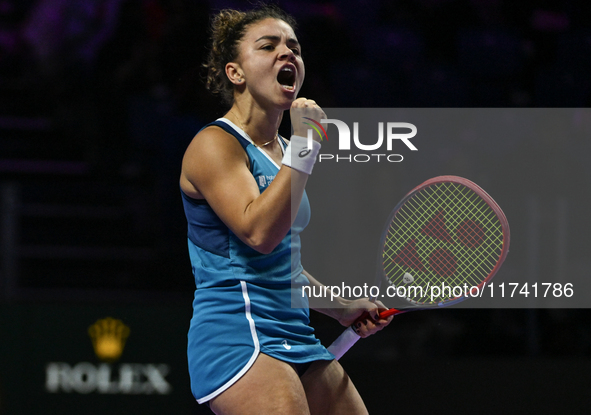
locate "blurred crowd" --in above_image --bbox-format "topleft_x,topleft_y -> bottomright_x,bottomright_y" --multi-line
0,0 -> 590,173
1,0 -> 590,357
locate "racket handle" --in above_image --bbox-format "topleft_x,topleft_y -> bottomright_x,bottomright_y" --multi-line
327,326 -> 360,360
379,308 -> 404,319
327,309 -> 404,360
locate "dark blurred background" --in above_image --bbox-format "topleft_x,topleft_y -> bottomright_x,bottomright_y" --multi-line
1,0 -> 590,414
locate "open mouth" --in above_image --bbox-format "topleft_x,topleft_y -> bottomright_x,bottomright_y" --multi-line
277,66 -> 296,91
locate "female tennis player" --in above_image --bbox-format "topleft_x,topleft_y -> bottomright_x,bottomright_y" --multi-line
180,5 -> 392,414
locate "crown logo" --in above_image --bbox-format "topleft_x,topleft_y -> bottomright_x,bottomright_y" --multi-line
88,318 -> 130,362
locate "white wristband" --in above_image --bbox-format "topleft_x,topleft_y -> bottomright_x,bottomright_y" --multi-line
282,135 -> 321,175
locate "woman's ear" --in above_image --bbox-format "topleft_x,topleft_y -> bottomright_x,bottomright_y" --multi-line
226,62 -> 245,85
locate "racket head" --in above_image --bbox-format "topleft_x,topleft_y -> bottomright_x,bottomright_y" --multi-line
376,176 -> 510,311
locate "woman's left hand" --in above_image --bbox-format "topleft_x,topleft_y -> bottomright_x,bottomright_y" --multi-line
337,299 -> 394,338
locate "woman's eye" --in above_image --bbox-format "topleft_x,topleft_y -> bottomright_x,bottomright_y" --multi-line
262,45 -> 274,51
291,48 -> 301,55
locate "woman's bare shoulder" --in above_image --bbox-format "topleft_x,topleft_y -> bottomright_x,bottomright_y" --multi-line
180,124 -> 249,198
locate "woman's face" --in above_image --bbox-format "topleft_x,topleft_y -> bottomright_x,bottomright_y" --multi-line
233,18 -> 305,109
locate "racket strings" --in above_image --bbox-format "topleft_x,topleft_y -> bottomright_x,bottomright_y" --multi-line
388,195 -> 502,299
408,187 -> 504,290
383,182 -> 504,304
429,185 -> 503,281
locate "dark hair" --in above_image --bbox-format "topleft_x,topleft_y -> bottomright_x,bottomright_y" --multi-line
203,3 -> 297,106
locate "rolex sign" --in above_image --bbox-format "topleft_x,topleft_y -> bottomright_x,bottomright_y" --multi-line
45,318 -> 171,395
0,304 -> 193,415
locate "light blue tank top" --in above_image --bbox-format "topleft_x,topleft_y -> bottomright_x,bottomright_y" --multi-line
181,118 -> 310,288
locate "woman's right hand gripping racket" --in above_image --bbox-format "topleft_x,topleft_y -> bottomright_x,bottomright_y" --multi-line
327,176 -> 510,360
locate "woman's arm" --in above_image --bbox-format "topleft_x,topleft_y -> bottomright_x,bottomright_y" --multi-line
180,99 -> 322,254
181,126 -> 306,254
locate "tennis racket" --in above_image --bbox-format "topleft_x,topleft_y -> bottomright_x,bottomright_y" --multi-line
327,176 -> 510,360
